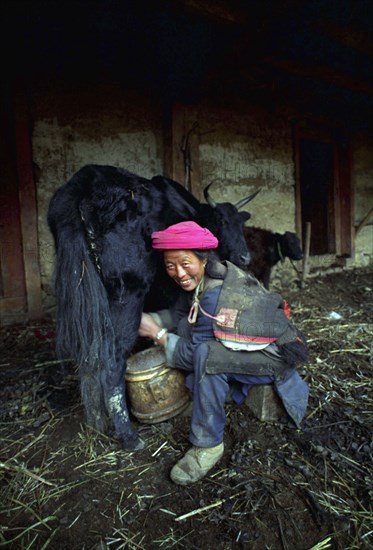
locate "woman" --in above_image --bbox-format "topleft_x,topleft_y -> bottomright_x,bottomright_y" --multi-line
139,221 -> 309,485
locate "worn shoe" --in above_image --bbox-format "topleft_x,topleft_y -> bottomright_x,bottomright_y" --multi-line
170,443 -> 224,485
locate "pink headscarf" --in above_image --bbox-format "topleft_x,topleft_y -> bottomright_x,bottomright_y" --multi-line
151,221 -> 219,250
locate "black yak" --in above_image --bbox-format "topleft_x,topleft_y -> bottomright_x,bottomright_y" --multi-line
48,164 -> 258,450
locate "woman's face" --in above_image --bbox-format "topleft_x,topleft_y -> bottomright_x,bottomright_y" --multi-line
163,250 -> 206,292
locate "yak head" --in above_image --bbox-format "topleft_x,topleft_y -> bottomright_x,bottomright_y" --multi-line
201,183 -> 261,269
279,231 -> 304,261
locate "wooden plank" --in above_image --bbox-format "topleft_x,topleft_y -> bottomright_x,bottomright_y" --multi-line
163,103 -> 201,198
263,56 -> 373,96
0,296 -> 26,311
0,85 -> 27,320
0,296 -> 27,326
0,191 -> 26,299
163,102 -> 186,186
338,140 -> 353,256
292,123 -> 303,244
186,114 -> 201,199
14,87 -> 42,319
330,142 -> 338,255
301,222 -> 312,288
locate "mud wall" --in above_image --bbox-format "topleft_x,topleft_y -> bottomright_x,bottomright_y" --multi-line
194,101 -> 297,287
32,83 -> 163,308
196,102 -> 295,233
30,82 -> 372,309
352,130 -> 373,267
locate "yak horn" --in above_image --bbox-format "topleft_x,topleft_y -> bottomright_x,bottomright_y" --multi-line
235,188 -> 261,210
203,182 -> 217,208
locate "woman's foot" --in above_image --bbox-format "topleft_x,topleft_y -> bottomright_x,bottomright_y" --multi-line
170,442 -> 224,485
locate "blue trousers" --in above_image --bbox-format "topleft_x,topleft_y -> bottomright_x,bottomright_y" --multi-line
174,342 -> 274,448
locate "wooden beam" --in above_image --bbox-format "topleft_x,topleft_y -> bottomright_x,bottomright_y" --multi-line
263,56 -> 373,96
175,0 -> 248,25
163,103 -> 201,198
0,297 -> 30,326
14,87 -> 42,319
165,103 -> 187,186
315,21 -> 373,57
292,123 -> 303,242
338,141 -> 353,256
301,222 -> 312,288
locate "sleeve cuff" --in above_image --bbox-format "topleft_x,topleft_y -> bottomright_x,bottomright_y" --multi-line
164,333 -> 180,366
149,310 -> 175,330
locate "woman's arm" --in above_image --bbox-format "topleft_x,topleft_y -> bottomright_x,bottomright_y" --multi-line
139,287 -> 221,368
138,313 -> 169,346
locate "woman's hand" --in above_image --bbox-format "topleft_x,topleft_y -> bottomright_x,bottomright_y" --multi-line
138,313 -> 168,347
138,313 -> 160,340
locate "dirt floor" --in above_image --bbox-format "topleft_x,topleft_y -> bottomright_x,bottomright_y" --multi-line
0,267 -> 372,549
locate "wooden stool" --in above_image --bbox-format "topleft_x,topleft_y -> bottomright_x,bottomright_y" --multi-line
245,385 -> 286,423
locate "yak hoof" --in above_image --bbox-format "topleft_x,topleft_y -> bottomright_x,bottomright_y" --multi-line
122,435 -> 146,451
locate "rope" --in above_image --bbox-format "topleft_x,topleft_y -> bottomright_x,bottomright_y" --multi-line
277,241 -> 285,262
289,258 -> 303,276
198,303 -> 225,323
187,279 -> 205,323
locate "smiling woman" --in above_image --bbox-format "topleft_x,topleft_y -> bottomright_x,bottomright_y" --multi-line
138,220 -> 310,485
164,249 -> 207,291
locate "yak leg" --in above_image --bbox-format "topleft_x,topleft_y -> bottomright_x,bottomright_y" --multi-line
101,298 -> 145,451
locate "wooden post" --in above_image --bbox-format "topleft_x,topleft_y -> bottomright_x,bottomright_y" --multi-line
301,222 -> 311,288
163,103 -> 201,198
14,87 -> 42,319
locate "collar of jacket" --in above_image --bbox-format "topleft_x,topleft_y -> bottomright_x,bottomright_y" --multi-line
205,259 -> 227,279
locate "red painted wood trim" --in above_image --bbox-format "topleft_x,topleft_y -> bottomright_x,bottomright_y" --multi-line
14,87 -> 42,319
292,122 -> 303,243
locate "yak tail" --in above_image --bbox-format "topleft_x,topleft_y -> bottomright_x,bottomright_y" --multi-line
53,229 -> 115,433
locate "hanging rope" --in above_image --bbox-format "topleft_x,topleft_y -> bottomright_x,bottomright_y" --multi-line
180,121 -> 199,191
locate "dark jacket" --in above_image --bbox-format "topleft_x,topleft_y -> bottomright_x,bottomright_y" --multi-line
156,260 -> 308,378
151,259 -> 309,427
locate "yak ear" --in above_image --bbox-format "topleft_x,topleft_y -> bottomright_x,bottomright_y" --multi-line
114,199 -> 140,224
126,199 -> 142,222
240,211 -> 251,222
152,175 -> 199,218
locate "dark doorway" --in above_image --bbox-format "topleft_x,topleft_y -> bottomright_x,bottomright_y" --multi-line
294,124 -> 352,258
299,139 -> 335,255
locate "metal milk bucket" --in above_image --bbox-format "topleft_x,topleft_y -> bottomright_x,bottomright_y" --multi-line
125,347 -> 191,423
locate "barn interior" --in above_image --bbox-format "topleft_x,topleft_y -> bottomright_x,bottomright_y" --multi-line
0,2 -> 372,548
1,0 -> 372,323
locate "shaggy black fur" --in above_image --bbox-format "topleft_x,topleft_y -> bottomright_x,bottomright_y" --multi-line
48,165 -> 255,450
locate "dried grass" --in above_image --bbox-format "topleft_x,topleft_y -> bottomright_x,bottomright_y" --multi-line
0,273 -> 372,548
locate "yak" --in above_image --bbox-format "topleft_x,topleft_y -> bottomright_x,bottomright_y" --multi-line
244,226 -> 304,289
48,164 -> 258,450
